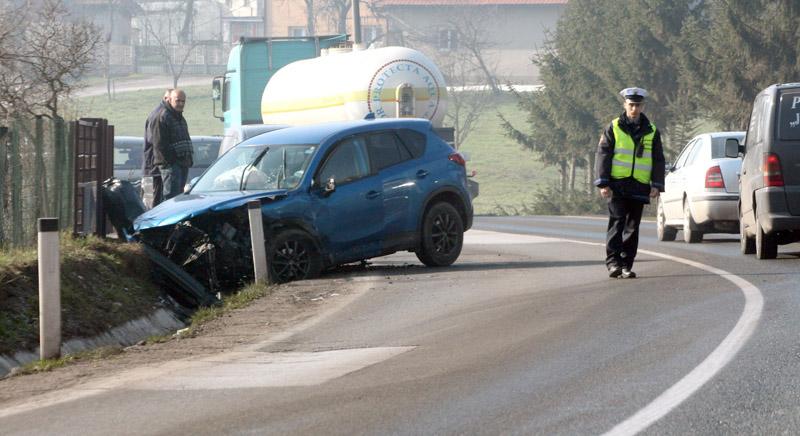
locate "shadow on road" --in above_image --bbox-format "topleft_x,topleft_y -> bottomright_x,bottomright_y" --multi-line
321,259 -> 657,278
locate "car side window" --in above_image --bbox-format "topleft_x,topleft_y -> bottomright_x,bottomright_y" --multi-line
318,135 -> 370,185
673,139 -> 696,170
396,129 -> 426,158
366,131 -> 412,171
685,138 -> 706,166
747,95 -> 766,149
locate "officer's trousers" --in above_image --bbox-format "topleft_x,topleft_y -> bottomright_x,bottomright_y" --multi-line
606,196 -> 645,270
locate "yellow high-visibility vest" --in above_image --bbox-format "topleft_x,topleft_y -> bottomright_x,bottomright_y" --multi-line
610,118 -> 656,184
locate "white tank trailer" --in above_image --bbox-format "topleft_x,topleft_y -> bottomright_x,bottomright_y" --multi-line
260,46 -> 448,127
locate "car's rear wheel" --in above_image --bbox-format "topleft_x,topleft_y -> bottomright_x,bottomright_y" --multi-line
739,210 -> 755,255
657,198 -> 677,242
755,216 -> 777,259
416,202 -> 464,267
683,200 -> 703,243
269,230 -> 322,283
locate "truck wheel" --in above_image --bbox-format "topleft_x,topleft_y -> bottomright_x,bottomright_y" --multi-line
683,200 -> 703,243
755,217 -> 777,259
657,199 -> 677,242
739,211 -> 755,255
269,230 -> 322,283
416,202 -> 464,267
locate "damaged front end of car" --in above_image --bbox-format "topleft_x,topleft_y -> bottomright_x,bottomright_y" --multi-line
133,192 -> 287,306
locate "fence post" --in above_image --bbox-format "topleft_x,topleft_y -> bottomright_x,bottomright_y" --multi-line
10,121 -> 22,246
38,218 -> 61,360
248,200 -> 270,283
0,126 -> 7,246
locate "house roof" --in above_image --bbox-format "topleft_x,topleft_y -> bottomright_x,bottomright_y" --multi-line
378,0 -> 567,5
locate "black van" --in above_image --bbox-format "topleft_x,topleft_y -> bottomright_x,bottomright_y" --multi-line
730,83 -> 800,259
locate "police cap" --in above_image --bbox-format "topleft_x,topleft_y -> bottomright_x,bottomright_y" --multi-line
620,87 -> 648,102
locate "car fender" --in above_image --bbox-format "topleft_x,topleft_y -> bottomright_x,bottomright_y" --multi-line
418,186 -> 472,233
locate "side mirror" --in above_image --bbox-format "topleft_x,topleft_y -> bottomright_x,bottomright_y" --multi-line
211,78 -> 222,101
323,177 -> 336,196
183,177 -> 199,193
725,138 -> 741,158
666,162 -> 675,172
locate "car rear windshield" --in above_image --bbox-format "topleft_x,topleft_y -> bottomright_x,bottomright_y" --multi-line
113,141 -> 143,170
778,91 -> 800,141
711,136 -> 743,159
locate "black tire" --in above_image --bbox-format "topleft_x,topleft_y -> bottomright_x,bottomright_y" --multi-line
268,230 -> 322,283
755,216 -> 777,259
657,199 -> 677,242
739,210 -> 755,255
683,200 -> 703,243
416,202 -> 464,267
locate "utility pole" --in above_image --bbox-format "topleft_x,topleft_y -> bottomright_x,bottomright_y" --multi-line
352,0 -> 361,44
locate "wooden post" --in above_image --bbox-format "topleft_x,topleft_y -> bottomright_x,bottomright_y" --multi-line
248,200 -> 269,283
38,218 -> 61,360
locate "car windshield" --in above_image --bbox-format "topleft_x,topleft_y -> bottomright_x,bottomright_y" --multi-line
192,139 -> 221,166
191,143 -> 316,193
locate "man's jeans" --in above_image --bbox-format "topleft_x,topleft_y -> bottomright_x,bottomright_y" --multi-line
159,163 -> 189,201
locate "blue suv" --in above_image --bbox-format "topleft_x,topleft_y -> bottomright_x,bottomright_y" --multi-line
133,118 -> 473,287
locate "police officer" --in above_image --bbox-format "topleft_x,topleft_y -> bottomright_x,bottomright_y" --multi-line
595,87 -> 665,278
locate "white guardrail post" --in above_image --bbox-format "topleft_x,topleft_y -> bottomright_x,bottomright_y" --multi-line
38,218 -> 61,360
248,200 -> 270,283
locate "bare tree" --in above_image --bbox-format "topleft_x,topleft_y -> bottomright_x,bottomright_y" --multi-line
0,0 -> 101,120
321,0 -> 351,35
438,53 -> 493,149
303,0 -> 317,36
140,10 -> 201,89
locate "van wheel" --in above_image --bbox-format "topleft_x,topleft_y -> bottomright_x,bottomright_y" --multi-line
739,212 -> 755,255
416,202 -> 464,267
269,230 -> 322,283
657,199 -> 677,241
755,217 -> 777,259
683,200 -> 703,243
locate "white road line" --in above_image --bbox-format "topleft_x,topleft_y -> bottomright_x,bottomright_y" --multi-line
467,230 -> 764,435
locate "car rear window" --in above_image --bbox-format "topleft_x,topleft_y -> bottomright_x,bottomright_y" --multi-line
396,129 -> 426,158
711,136 -> 742,158
778,91 -> 800,141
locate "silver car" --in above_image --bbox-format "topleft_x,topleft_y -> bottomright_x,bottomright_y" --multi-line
657,131 -> 745,243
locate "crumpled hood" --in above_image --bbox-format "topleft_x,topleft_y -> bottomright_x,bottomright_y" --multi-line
134,190 -> 287,231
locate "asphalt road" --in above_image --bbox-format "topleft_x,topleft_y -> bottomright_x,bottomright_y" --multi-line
2,216 -> 800,435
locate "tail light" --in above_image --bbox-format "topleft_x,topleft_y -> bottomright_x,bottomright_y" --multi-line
763,153 -> 784,187
705,165 -> 725,189
448,153 -> 466,167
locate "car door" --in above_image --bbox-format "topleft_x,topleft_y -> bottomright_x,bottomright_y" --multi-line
365,130 -> 420,251
740,94 -> 769,225
665,139 -> 696,220
312,134 -> 383,263
683,137 -> 708,203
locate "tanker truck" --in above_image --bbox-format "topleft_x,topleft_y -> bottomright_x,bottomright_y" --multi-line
211,35 -> 478,198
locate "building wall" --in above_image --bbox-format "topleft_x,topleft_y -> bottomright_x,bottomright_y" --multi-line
382,4 -> 563,83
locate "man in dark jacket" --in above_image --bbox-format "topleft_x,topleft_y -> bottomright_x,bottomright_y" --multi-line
142,89 -> 171,208
148,88 -> 193,202
595,87 -> 666,278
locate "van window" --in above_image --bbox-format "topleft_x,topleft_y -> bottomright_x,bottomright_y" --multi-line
778,91 -> 800,141
746,95 -> 764,149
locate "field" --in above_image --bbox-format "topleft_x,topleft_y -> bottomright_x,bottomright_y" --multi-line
75,84 -> 562,215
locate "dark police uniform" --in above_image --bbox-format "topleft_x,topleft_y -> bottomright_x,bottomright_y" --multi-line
595,87 -> 665,278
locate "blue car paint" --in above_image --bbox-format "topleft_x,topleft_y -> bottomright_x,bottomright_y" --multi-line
133,118 -> 472,272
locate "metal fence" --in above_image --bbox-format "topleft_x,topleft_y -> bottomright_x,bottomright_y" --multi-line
0,118 -> 73,248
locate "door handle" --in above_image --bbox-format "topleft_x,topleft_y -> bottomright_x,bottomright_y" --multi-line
416,169 -> 429,178
366,190 -> 381,199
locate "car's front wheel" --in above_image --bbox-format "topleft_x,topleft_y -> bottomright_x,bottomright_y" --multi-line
268,230 -> 322,283
657,198 -> 677,242
683,200 -> 703,243
416,202 -> 464,267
